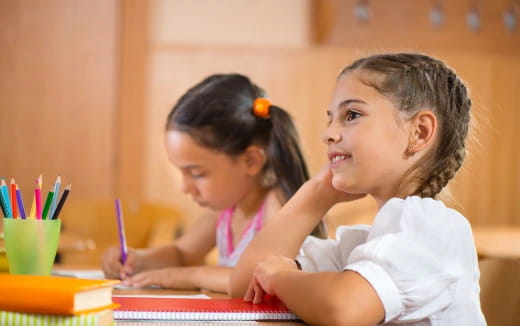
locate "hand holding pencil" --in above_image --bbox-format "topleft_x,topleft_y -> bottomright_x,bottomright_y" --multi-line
101,202 -> 149,281
101,246 -> 145,280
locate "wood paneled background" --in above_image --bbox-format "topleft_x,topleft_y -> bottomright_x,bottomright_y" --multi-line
0,0 -> 118,199
1,0 -> 519,236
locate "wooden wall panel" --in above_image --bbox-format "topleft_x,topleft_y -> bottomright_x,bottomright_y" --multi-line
149,0 -> 311,47
116,0 -> 149,199
320,0 -> 520,54
0,0 -> 118,199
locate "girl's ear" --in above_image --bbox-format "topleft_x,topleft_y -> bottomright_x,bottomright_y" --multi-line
243,145 -> 267,176
408,110 -> 437,153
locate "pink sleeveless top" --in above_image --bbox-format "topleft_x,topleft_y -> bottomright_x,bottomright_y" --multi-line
216,203 -> 265,267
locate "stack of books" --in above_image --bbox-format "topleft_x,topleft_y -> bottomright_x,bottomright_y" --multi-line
0,274 -> 119,326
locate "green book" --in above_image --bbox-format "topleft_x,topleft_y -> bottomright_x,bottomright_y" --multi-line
0,309 -> 113,326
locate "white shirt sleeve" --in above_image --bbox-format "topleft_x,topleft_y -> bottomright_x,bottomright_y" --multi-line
345,197 -> 468,323
296,225 -> 370,272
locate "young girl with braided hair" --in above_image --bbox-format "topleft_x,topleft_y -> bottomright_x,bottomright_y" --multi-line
230,53 -> 486,325
102,73 -> 325,293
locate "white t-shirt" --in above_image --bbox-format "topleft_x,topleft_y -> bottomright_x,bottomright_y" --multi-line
297,196 -> 486,325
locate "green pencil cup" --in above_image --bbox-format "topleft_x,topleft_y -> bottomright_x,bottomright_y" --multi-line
0,232 -> 7,272
3,218 -> 61,275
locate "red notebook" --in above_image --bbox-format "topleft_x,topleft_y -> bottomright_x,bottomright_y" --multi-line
113,295 -> 299,321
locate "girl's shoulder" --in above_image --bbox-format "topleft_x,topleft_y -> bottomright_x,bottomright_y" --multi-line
371,196 -> 472,239
262,187 -> 285,222
379,196 -> 466,220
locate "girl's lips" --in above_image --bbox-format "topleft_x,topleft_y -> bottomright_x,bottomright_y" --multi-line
328,152 -> 352,167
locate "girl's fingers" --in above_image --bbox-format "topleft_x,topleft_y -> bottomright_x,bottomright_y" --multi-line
244,279 -> 256,302
252,280 -> 265,304
121,264 -> 133,279
102,248 -> 124,279
122,272 -> 148,288
121,250 -> 139,278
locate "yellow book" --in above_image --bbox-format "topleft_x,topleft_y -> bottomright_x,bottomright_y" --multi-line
0,273 -> 119,315
0,308 -> 113,326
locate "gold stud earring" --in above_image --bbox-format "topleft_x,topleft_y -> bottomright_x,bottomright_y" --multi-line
406,145 -> 415,156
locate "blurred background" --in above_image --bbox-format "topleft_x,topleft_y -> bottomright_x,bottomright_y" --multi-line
1,0 -> 520,323
0,0 -> 519,257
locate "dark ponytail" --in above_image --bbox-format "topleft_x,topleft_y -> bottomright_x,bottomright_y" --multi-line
267,107 -> 327,239
264,106 -> 308,199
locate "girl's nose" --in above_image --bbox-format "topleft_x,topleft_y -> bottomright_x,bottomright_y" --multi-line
321,126 -> 342,144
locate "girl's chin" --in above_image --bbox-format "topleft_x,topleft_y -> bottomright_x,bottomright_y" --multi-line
331,177 -> 350,192
331,177 -> 359,194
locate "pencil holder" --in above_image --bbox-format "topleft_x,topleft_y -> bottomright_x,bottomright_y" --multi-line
3,218 -> 61,275
0,232 -> 7,272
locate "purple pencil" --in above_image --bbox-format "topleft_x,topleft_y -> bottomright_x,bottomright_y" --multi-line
115,199 -> 128,264
16,187 -> 26,219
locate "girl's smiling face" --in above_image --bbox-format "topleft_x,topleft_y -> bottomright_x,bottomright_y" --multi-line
322,70 -> 415,204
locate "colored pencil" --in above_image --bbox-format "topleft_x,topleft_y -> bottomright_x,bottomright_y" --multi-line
115,199 -> 128,264
0,178 -> 12,218
42,187 -> 54,220
35,180 -> 42,219
51,183 -> 71,220
49,175 -> 61,220
16,186 -> 26,219
29,174 -> 42,219
10,178 -> 18,218
0,187 -> 7,217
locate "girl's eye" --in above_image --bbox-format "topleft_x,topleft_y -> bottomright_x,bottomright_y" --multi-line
346,110 -> 361,121
183,169 -> 205,178
191,172 -> 206,178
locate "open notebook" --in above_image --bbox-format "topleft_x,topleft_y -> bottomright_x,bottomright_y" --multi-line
113,295 -> 299,321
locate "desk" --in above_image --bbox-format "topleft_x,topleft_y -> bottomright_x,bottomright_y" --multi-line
473,226 -> 520,259
54,266 -> 305,325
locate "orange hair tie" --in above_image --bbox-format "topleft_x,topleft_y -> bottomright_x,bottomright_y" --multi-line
253,98 -> 271,119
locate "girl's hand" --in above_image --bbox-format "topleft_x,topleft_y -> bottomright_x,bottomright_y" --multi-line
101,246 -> 125,279
101,246 -> 146,279
306,164 -> 366,209
244,255 -> 299,304
119,249 -> 148,278
122,267 -> 192,289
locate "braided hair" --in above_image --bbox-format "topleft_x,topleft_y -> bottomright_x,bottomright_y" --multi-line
341,53 -> 472,198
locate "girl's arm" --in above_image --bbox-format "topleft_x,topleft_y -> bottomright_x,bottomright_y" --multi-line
229,166 -> 363,297
252,264 -> 385,326
123,265 -> 232,293
140,210 -> 218,268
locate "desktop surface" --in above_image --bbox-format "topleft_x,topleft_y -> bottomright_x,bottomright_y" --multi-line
54,265 -> 306,325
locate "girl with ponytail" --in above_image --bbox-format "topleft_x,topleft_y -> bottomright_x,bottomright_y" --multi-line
102,73 -> 325,293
